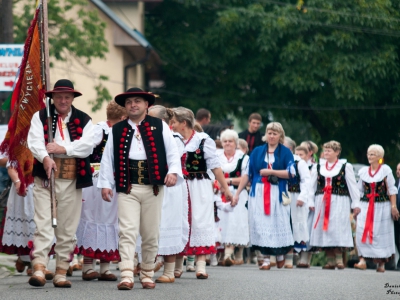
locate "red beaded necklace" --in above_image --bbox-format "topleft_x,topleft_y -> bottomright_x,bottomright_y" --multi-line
325,159 -> 338,171
369,164 -> 382,178
184,130 -> 195,146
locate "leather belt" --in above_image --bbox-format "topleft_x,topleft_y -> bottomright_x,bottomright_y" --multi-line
53,157 -> 76,180
129,159 -> 149,185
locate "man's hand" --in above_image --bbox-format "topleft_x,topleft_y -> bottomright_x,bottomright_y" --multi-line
46,142 -> 66,155
309,206 -> 315,212
296,200 -> 304,207
43,156 -> 57,179
164,173 -> 177,187
101,188 -> 113,202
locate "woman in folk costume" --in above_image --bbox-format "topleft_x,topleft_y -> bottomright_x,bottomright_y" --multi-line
215,129 -> 249,266
143,105 -> 189,284
234,122 -> 294,270
283,137 -> 310,268
309,141 -> 360,269
298,140 -> 319,268
170,107 -> 233,279
76,101 -> 127,281
1,161 -> 55,280
354,144 -> 399,272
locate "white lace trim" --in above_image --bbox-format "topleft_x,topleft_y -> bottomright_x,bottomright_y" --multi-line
76,219 -> 119,252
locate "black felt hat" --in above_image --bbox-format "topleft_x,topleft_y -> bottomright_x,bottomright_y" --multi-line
114,87 -> 156,107
45,79 -> 82,98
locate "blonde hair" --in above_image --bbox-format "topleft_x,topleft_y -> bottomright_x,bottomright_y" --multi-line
367,144 -> 384,158
106,101 -> 127,120
194,122 -> 204,132
323,140 -> 342,154
300,141 -> 318,154
148,105 -> 174,123
220,129 -> 239,146
238,138 -> 249,154
262,122 -> 285,144
172,107 -> 195,129
295,146 -> 309,155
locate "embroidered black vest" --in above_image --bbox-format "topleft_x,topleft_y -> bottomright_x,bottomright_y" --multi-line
32,104 -> 93,189
288,160 -> 301,193
226,154 -> 245,188
90,129 -> 108,163
360,179 -> 390,202
113,115 -> 168,194
315,163 -> 350,196
184,138 -> 210,180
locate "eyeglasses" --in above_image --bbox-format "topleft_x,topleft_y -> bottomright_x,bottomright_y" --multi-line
367,153 -> 377,157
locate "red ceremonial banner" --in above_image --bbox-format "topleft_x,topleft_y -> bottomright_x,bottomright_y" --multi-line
0,8 -> 46,194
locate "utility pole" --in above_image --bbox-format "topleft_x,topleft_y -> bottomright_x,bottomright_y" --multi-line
0,0 -> 14,123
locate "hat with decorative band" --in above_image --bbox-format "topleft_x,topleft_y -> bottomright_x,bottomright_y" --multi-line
45,79 -> 82,98
115,87 -> 156,107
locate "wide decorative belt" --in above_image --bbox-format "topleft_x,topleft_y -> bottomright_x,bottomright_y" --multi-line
184,171 -> 210,181
53,157 -> 76,180
129,159 -> 149,185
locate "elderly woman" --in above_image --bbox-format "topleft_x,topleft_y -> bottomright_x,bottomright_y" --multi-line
215,129 -> 249,266
309,141 -> 360,269
354,144 -> 399,272
170,107 -> 233,279
234,122 -> 294,270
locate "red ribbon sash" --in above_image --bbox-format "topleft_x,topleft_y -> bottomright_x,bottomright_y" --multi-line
314,178 -> 332,231
362,182 -> 377,244
221,173 -> 229,203
262,176 -> 271,215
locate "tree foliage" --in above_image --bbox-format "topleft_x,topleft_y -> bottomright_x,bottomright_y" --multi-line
13,0 -> 110,109
146,0 -> 400,166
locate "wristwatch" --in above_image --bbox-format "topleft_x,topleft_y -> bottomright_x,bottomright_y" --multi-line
229,178 -> 232,185
14,179 -> 20,184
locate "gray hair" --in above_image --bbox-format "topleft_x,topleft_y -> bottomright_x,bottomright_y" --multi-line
284,136 -> 296,153
220,129 -> 239,146
148,105 -> 173,123
367,144 -> 384,158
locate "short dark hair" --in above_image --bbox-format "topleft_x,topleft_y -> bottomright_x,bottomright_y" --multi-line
196,108 -> 211,121
248,113 -> 262,122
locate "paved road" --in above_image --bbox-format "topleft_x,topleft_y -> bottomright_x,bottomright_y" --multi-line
1,261 -> 399,300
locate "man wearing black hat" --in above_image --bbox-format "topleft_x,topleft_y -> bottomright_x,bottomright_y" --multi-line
27,79 -> 94,288
98,88 -> 182,290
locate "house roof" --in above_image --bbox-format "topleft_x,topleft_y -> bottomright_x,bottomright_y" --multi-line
90,0 -> 152,50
